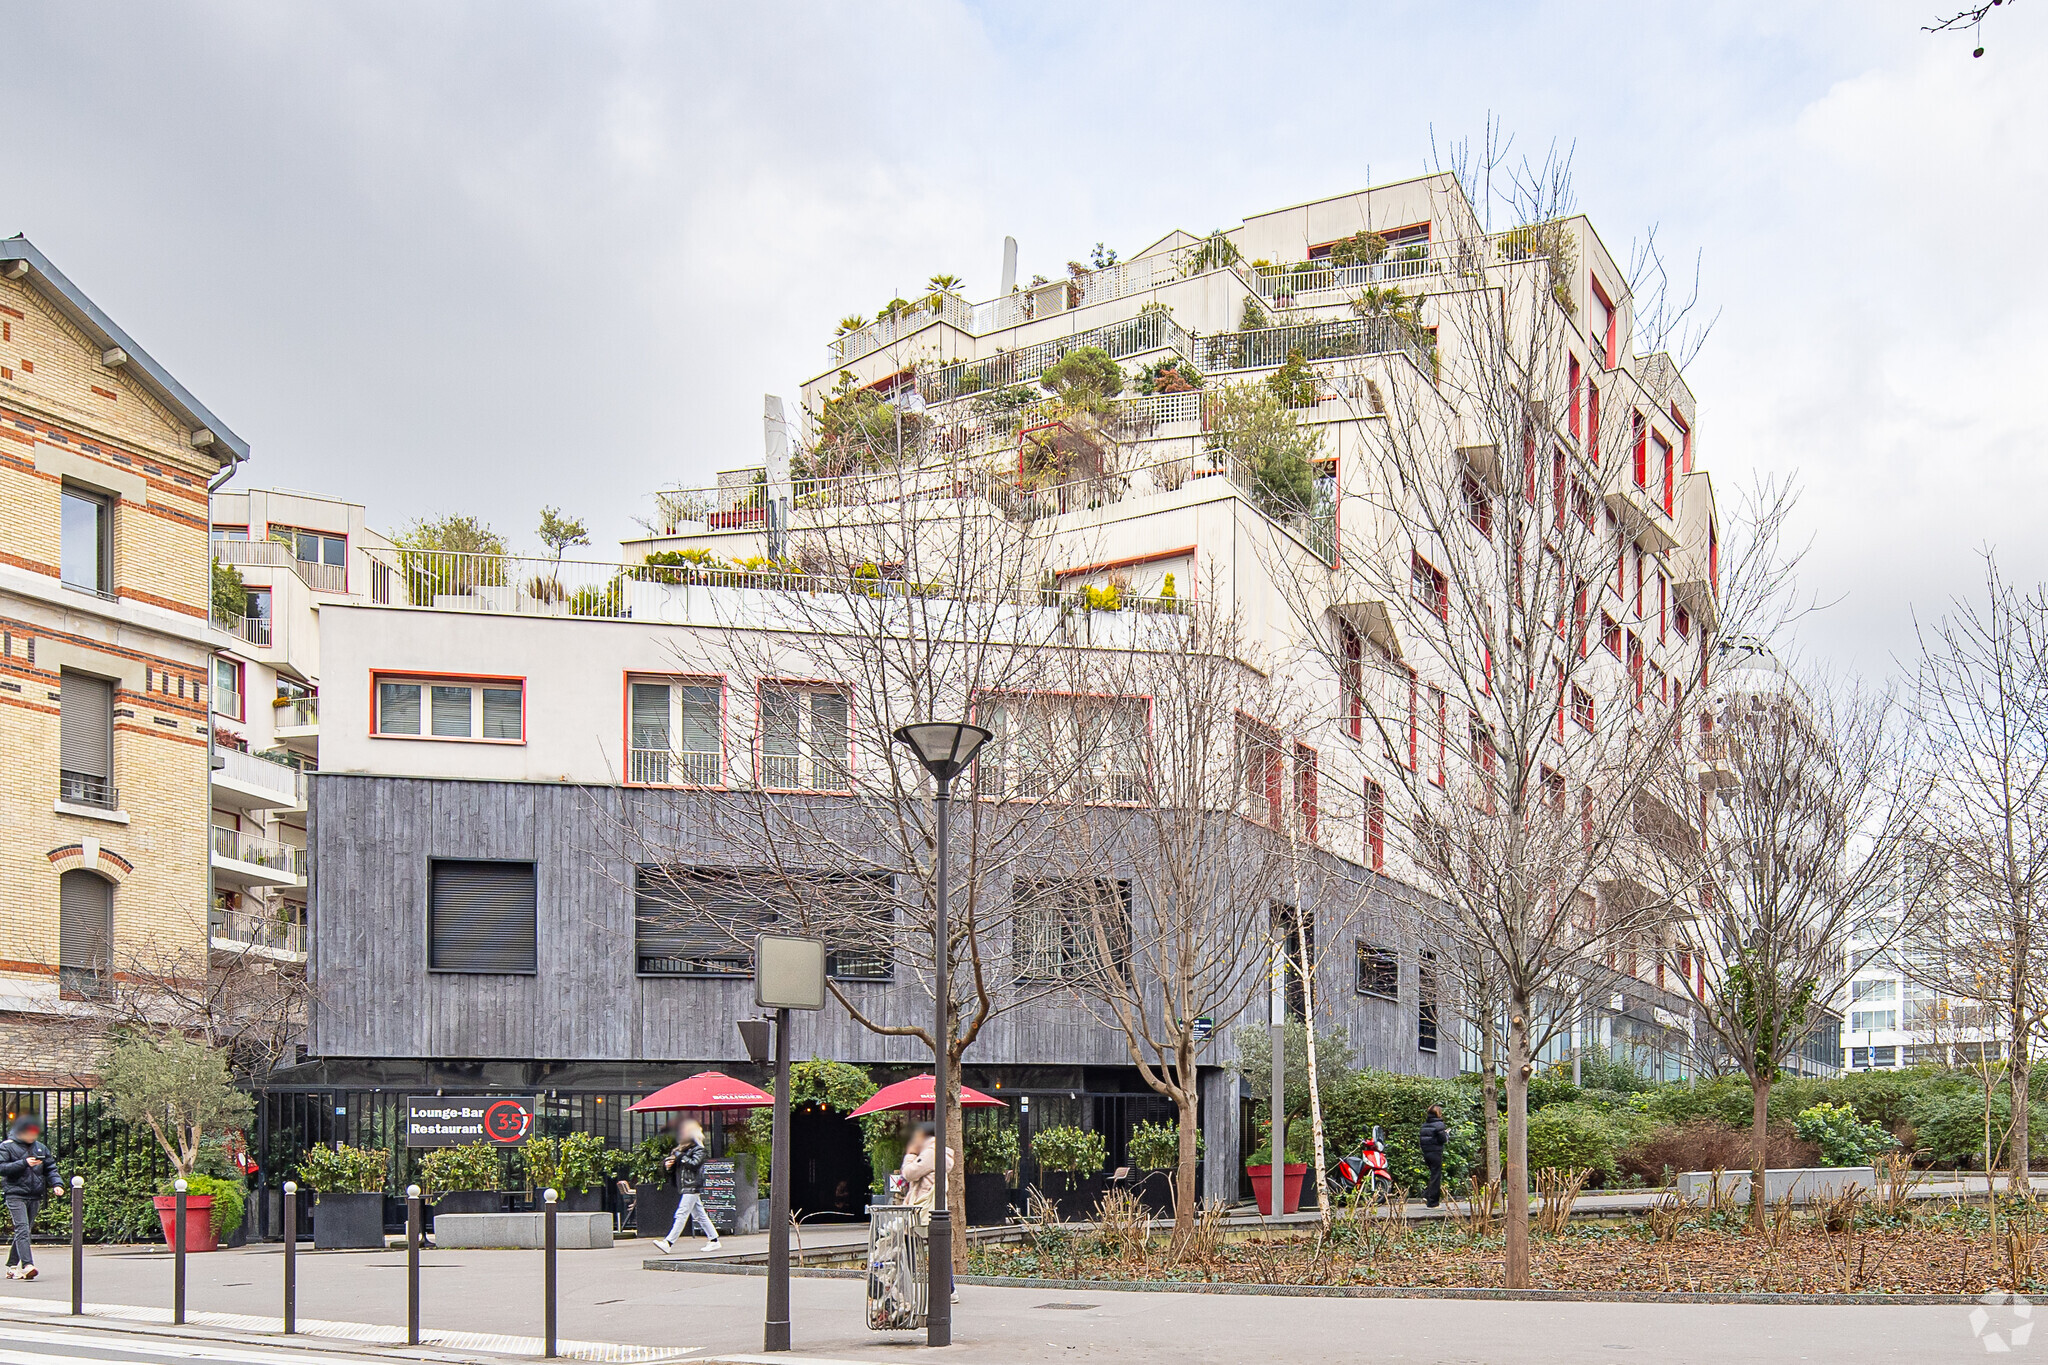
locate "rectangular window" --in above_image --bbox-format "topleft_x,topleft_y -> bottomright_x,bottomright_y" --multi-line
1406,669 -> 1420,770
630,677 -> 724,786
1342,625 -> 1364,740
1013,877 -> 1130,984
1675,606 -> 1691,640
428,859 -> 538,973
1239,717 -> 1285,826
212,657 -> 243,721
1851,977 -> 1897,1001
1411,553 -> 1448,620
1430,686 -> 1448,785
1568,356 -> 1582,438
1632,411 -> 1648,489
1849,1009 -> 1899,1033
58,869 -> 113,996
634,866 -> 892,978
1571,685 -> 1596,733
1363,778 -> 1385,871
375,675 -> 523,741
58,671 -> 116,809
1658,574 -> 1669,642
1629,633 -> 1645,708
1592,279 -> 1617,367
1673,407 -> 1693,474
1417,951 -> 1440,1052
1587,384 -> 1601,464
1633,547 -> 1646,618
759,684 -> 852,791
1356,941 -> 1398,1000
61,486 -> 112,596
1603,614 -> 1622,657
977,693 -> 1147,803
269,525 -> 347,568
1461,472 -> 1493,535
1656,432 -> 1675,515
1292,743 -> 1318,843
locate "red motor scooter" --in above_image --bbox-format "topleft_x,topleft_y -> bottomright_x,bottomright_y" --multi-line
1326,1125 -> 1396,1203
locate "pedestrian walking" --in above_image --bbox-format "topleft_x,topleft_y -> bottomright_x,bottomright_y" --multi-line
1418,1104 -> 1448,1209
653,1119 -> 720,1253
1,1115 -> 61,1280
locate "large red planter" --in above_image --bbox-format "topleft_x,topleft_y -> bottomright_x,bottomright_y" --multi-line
151,1194 -> 219,1252
1245,1163 -> 1308,1215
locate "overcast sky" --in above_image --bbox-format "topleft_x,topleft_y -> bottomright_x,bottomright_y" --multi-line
3,0 -> 2041,677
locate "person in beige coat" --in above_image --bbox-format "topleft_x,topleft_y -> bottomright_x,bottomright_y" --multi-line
897,1124 -> 958,1304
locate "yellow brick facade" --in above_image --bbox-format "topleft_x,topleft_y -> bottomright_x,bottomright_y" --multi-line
0,265 -> 229,1081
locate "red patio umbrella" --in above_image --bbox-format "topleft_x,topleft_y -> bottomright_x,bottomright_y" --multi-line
628,1070 -> 775,1112
847,1074 -> 1007,1117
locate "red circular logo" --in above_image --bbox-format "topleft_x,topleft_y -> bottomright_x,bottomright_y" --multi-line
483,1100 -> 533,1144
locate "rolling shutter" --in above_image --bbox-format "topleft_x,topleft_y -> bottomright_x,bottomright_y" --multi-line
428,860 -> 537,972
58,870 -> 113,972
59,673 -> 113,778
481,686 -> 523,740
634,867 -> 892,978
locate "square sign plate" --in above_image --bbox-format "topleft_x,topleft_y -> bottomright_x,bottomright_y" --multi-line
755,934 -> 827,1010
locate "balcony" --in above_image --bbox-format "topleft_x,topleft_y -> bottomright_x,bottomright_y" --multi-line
210,825 -> 307,891
211,747 -> 306,814
213,537 -> 346,594
212,611 -> 273,648
209,905 -> 307,964
57,770 -> 119,812
272,696 -> 319,758
1603,486 -> 1680,556
629,748 -> 723,787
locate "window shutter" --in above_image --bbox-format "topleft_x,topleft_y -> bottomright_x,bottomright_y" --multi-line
482,686 -> 522,739
59,870 -> 113,972
431,685 -> 473,737
631,683 -> 670,750
378,682 -> 421,735
59,672 -> 113,778
428,860 -> 537,972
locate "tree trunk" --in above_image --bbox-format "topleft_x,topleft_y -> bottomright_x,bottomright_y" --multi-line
2012,938 -> 2031,1191
1504,1004 -> 1531,1289
1295,906 -> 1330,1226
1481,1011 -> 1501,1188
946,1069 -> 968,1267
1749,1071 -> 1772,1231
1173,1087 -> 1200,1248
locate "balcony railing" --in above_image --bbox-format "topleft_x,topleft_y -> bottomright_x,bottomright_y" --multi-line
629,748 -> 722,786
214,747 -> 305,804
213,611 -> 273,647
275,696 -> 319,729
213,538 -> 346,594
1194,314 -> 1434,377
917,308 -> 1200,405
210,825 -> 307,878
209,905 -> 307,958
58,771 -> 118,810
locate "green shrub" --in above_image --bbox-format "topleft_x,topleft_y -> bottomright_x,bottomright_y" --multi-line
1040,346 -> 1123,403
521,1135 -> 611,1195
1326,231 -> 1389,267
417,1142 -> 505,1198
295,1143 -> 388,1194
1320,1070 -> 1478,1192
1525,1073 -> 1581,1112
1526,1104 -> 1651,1185
965,1124 -> 1020,1177
1127,1120 -> 1200,1170
1033,1126 -> 1107,1176
626,1134 -> 676,1187
1794,1102 -> 1900,1167
160,1172 -> 246,1239
1907,1089 -> 2048,1168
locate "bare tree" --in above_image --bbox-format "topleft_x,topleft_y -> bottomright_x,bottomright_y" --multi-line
1925,1 -> 2019,56
1904,554 -> 2048,1189
57,939 -> 314,1083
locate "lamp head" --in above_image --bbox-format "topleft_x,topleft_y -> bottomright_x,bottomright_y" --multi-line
892,722 -> 993,782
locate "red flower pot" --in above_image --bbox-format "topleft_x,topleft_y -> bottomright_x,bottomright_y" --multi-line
1245,1163 -> 1308,1215
152,1194 -> 219,1252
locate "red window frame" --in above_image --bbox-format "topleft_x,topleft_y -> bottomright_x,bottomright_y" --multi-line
1568,356 -> 1582,438
1342,625 -> 1364,740
1632,411 -> 1648,489
1462,472 -> 1494,535
1591,277 -> 1617,368
1363,778 -> 1385,872
1587,384 -> 1601,464
1406,668 -> 1420,771
1603,613 -> 1622,657
1672,404 -> 1692,474
1293,742 -> 1319,843
1571,684 -> 1596,732
1239,715 -> 1285,828
1412,553 -> 1449,620
1522,432 -> 1538,505
1430,686 -> 1448,786
1656,431 -> 1675,515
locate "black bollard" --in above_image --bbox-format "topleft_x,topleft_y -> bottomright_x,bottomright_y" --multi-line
173,1179 -> 187,1325
69,1176 -> 83,1316
407,1184 -> 422,1346
282,1181 -> 297,1335
543,1188 -> 558,1359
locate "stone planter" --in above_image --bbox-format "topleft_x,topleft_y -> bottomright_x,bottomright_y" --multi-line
1677,1167 -> 1875,1205
312,1191 -> 387,1250
964,1172 -> 1011,1226
434,1211 -> 611,1249
431,1191 -> 505,1217
152,1194 -> 218,1252
634,1186 -> 680,1240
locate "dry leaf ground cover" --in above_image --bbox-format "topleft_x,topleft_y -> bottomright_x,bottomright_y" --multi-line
967,1201 -> 2041,1296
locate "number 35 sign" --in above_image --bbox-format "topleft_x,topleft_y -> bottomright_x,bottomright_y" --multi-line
405,1095 -> 538,1148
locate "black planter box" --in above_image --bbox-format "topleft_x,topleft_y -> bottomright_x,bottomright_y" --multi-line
1123,1169 -> 1175,1218
964,1172 -> 1011,1226
1034,1174 -> 1107,1222
634,1186 -> 680,1240
431,1191 -> 505,1217
312,1192 -> 386,1250
560,1189 -> 602,1213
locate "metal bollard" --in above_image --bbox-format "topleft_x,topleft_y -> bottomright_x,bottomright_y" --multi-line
69,1176 -> 83,1316
406,1185 -> 422,1347
172,1178 -> 187,1325
543,1188 -> 558,1359
282,1181 -> 297,1335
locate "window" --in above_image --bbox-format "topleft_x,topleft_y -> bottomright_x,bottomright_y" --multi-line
1632,411 -> 1648,489
1411,553 -> 1448,620
1849,1009 -> 1898,1034
1461,473 -> 1493,535
58,671 -> 116,809
1341,625 -> 1364,740
1417,951 -> 1440,1052
1292,744 -> 1319,842
1238,717 -> 1285,826
1363,778 -> 1385,871
634,866 -> 892,978
1628,634 -> 1645,708
629,677 -> 723,785
212,657 -> 243,721
1658,574 -> 1668,642
375,676 -> 524,741
759,684 -> 851,791
1633,547 -> 1646,618
1522,432 -> 1538,505
1273,904 -> 1314,1020
269,525 -> 346,569
1675,606 -> 1691,640
1851,977 -> 1898,1002
1429,686 -> 1447,785
1570,685 -> 1595,732
1587,384 -> 1601,463
978,693 -> 1147,803
1591,279 -> 1617,368
58,869 -> 113,996
1655,432 -> 1675,515
1602,614 -> 1622,657
61,485 -> 112,596
428,860 -> 537,973
1672,407 -> 1692,474
1870,1045 -> 1898,1067
1013,877 -> 1130,984
1356,941 -> 1399,999
1568,356 -> 1582,438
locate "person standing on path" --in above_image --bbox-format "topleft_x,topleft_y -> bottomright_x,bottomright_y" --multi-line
653,1119 -> 721,1254
1418,1105 -> 1449,1209
899,1123 -> 958,1305
1,1115 -> 60,1280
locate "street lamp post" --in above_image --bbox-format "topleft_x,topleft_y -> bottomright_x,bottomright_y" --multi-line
891,721 -> 992,1350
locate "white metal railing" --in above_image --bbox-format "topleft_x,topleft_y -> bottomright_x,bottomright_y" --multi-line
209,905 -> 307,957
210,825 -> 307,878
831,291 -> 978,365
1195,313 -> 1434,376
213,539 -> 346,594
213,611 -> 272,647
215,747 -> 304,804
213,685 -> 242,720
917,308 -> 1199,405
629,748 -> 722,786
275,695 -> 319,729
1240,238 -> 1467,305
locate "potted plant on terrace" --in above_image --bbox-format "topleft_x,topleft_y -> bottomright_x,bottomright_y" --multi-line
418,1142 -> 506,1216
1125,1120 -> 1200,1218
1245,1117 -> 1314,1216
297,1144 -> 390,1249
963,1123 -> 1019,1226
100,1034 -> 254,1253
1029,1126 -> 1108,1221
523,1133 -> 614,1212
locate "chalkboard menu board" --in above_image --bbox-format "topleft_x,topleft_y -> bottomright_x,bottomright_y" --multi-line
701,1155 -> 758,1234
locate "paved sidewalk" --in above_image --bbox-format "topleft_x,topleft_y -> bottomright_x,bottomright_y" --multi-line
0,1237 -> 2013,1363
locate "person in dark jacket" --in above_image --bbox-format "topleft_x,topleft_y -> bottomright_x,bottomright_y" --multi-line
1418,1105 -> 1449,1209
1,1115 -> 61,1279
653,1119 -> 720,1254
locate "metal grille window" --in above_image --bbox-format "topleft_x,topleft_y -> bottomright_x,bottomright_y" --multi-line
1356,941 -> 1398,1000
60,486 -> 112,596
1417,950 -> 1440,1053
58,869 -> 113,996
634,867 -> 891,978
758,685 -> 850,791
58,671 -> 116,809
629,678 -> 723,786
376,676 -> 524,741
1013,878 -> 1130,984
427,860 -> 538,973
977,694 -> 1147,803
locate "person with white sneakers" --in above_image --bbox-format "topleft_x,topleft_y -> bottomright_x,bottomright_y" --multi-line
0,1115 -> 60,1281
652,1120 -> 721,1254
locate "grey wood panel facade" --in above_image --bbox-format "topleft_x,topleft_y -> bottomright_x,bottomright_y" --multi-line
308,774 -> 1456,1082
